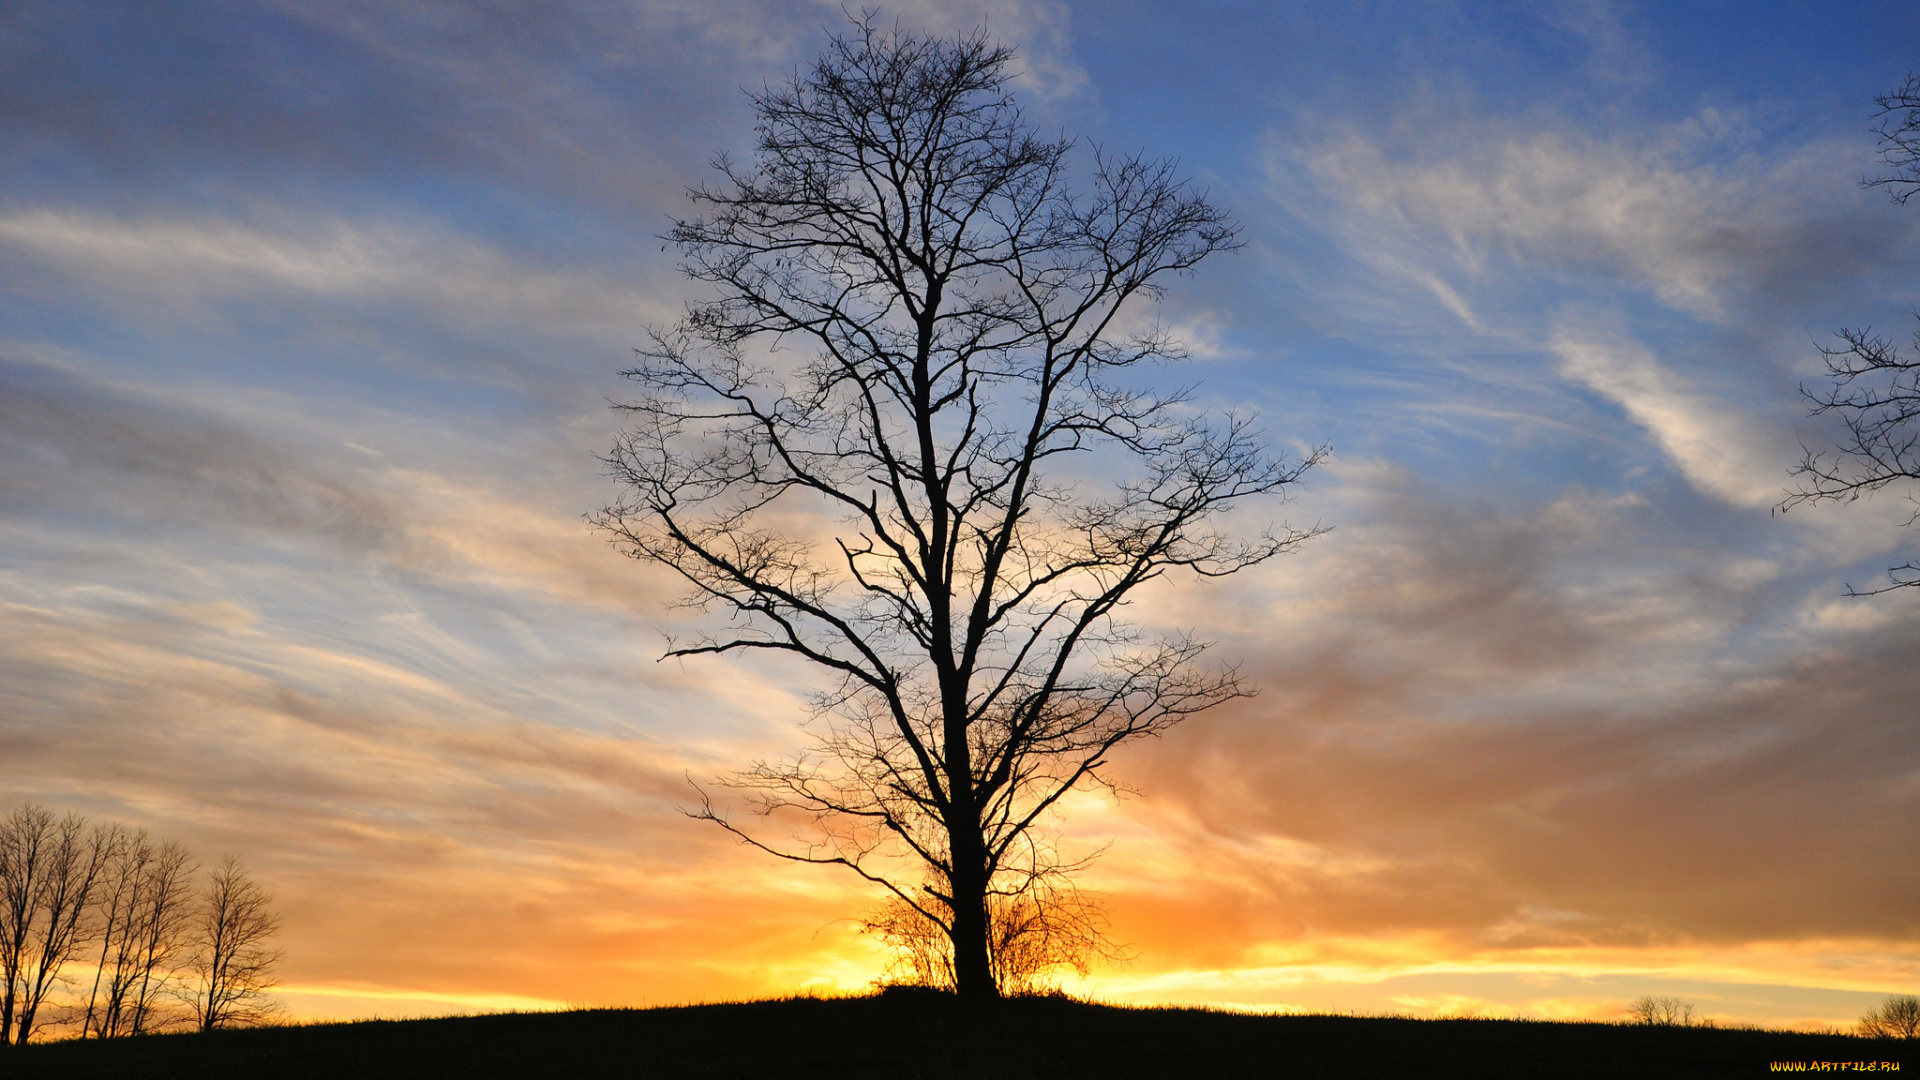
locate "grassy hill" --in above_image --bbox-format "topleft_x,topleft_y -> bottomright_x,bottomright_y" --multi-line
0,992 -> 1908,1079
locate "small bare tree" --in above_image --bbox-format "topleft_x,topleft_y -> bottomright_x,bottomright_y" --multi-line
0,804 -> 47,1045
119,840 -> 195,1036
3,806 -> 112,1044
1859,994 -> 1920,1039
596,20 -> 1319,1000
1783,70 -> 1920,591
82,827 -> 155,1039
6,812 -> 113,1044
188,856 -> 283,1031
79,824 -> 131,1039
1628,995 -> 1696,1026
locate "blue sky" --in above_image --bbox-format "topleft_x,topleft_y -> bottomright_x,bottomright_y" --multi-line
2,1 -> 1918,1027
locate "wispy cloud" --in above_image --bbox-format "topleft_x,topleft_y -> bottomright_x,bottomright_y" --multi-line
1297,121 -> 1897,325
0,210 -> 676,342
1549,323 -> 1795,507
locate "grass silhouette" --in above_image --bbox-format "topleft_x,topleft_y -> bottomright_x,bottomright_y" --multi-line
0,992 -> 1909,1078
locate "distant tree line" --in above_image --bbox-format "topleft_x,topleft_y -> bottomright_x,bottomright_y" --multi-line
1627,993 -> 1920,1039
0,803 -> 282,1045
1628,996 -> 1697,1027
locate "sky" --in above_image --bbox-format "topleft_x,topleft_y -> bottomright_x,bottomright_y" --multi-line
2,0 -> 1918,1031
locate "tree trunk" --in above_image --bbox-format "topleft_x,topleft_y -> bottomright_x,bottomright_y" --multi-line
941,655 -> 997,1001
947,824 -> 997,1000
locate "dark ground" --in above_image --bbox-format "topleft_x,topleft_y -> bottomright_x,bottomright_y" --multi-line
0,992 -> 1909,1079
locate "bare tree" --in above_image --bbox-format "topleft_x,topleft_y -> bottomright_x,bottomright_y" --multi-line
118,841 -> 195,1036
7,813 -> 112,1044
1859,993 -> 1920,1039
1867,72 -> 1920,205
595,20 -> 1320,999
188,856 -> 283,1031
1628,995 -> 1696,1026
83,827 -> 156,1039
0,804 -> 52,1044
79,824 -> 132,1039
1782,70 -> 1920,591
1783,320 -> 1920,594
0,807 -> 278,1041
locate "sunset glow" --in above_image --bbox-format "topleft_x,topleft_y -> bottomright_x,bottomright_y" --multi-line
3,1 -> 1918,1034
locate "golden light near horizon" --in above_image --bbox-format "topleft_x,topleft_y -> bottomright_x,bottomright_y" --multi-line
2,0 -> 1918,1041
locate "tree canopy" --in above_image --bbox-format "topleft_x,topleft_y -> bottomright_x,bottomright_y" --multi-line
596,20 -> 1321,998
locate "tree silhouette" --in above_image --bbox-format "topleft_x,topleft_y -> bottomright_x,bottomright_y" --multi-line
1859,993 -> 1920,1039
1783,70 -> 1920,591
125,840 -> 194,1035
83,827 -> 164,1039
1627,996 -> 1695,1027
189,856 -> 283,1032
0,803 -> 282,1043
1866,72 -> 1920,205
0,809 -> 114,1045
0,805 -> 46,1045
596,19 -> 1320,999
